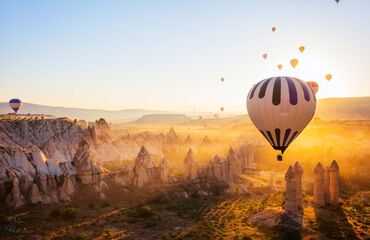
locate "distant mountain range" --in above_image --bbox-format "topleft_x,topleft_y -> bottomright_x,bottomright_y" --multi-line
0,97 -> 369,123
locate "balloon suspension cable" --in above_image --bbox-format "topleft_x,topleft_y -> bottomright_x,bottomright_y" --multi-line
277,154 -> 283,161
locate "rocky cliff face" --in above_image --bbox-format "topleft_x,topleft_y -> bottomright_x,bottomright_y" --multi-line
0,117 -> 104,208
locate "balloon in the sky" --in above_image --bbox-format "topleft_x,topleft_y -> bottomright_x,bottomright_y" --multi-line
199,116 -> 202,120
325,74 -> 332,81
335,0 -> 340,3
299,46 -> 305,53
220,107 -> 224,112
272,27 -> 276,32
262,53 -> 268,59
306,81 -> 319,94
277,64 -> 283,70
246,77 -> 316,160
220,77 -> 224,82
290,59 -> 299,68
9,99 -> 22,114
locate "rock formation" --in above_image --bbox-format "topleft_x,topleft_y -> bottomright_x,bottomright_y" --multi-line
226,147 -> 241,179
165,127 -> 178,144
313,161 -> 340,207
183,148 -> 199,180
0,117 -> 105,208
201,135 -> 211,145
159,158 -> 169,182
95,118 -> 112,131
285,166 -> 298,214
293,162 -> 304,211
329,160 -> 339,206
184,135 -> 192,145
132,146 -> 171,187
313,163 -> 326,206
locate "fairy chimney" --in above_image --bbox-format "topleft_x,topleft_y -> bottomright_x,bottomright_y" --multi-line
285,166 -> 298,213
329,160 -> 339,206
313,163 -> 325,207
159,158 -> 169,182
293,161 -> 304,211
226,147 -> 241,179
184,135 -> 192,145
183,148 -> 198,180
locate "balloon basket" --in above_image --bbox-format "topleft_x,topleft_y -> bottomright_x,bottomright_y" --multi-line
277,154 -> 283,161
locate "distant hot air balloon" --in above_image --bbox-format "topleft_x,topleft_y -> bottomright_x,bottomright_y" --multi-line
299,46 -> 305,53
262,53 -> 268,59
335,0 -> 340,3
325,74 -> 332,81
290,59 -> 299,68
272,27 -> 276,32
220,77 -> 224,82
277,64 -> 283,70
220,107 -> 224,112
199,116 -> 202,120
9,99 -> 22,114
247,76 -> 316,161
306,81 -> 319,94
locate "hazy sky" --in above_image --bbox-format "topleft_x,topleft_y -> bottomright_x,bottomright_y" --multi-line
1,0 -> 369,111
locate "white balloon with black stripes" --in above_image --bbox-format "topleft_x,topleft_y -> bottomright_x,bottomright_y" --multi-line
246,76 -> 316,161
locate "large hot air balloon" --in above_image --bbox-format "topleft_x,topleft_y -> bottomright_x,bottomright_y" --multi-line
306,81 -> 319,94
290,59 -> 299,68
247,77 -> 316,161
9,99 -> 22,114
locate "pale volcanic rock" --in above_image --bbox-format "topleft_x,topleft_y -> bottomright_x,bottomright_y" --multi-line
285,166 -> 298,214
29,183 -> 43,204
313,163 -> 326,207
293,161 -> 304,211
6,172 -> 25,208
159,158 -> 169,182
165,127 -> 178,144
201,135 -> 211,145
184,135 -> 192,145
329,160 -> 339,206
133,146 -> 152,187
226,147 -> 241,179
183,148 -> 199,180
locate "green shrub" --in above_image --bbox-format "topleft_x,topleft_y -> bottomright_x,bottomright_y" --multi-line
61,207 -> 76,220
137,205 -> 153,218
74,232 -> 88,240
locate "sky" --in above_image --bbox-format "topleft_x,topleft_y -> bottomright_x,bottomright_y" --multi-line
0,0 -> 369,112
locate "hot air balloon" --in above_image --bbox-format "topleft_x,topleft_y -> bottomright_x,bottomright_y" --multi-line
299,46 -> 305,53
9,99 -> 22,114
277,64 -> 283,70
290,59 -> 299,68
220,77 -> 224,82
262,53 -> 268,59
306,81 -> 319,94
220,107 -> 224,112
335,0 -> 340,3
325,74 -> 332,81
272,27 -> 276,32
246,77 -> 316,161
199,116 -> 203,120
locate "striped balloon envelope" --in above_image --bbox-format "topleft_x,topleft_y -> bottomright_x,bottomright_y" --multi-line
9,99 -> 22,113
246,77 -> 316,158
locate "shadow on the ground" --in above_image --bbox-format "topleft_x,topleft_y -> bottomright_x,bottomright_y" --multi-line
313,204 -> 359,240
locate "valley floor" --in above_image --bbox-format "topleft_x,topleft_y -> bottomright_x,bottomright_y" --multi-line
1,182 -> 368,240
